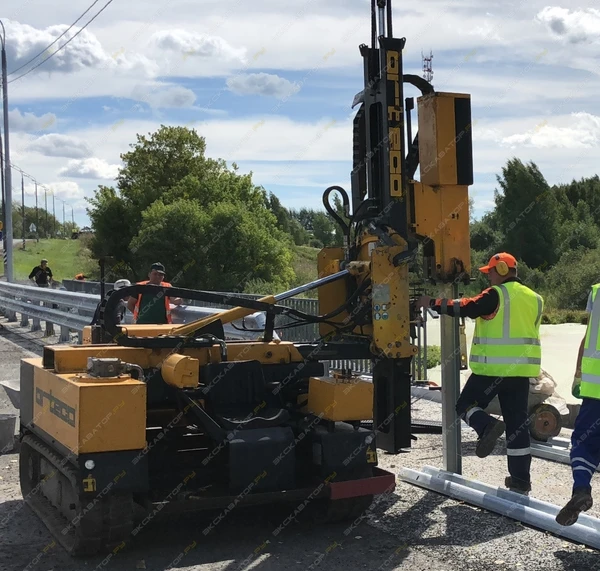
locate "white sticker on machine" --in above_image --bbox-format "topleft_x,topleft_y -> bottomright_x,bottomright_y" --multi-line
372,284 -> 391,305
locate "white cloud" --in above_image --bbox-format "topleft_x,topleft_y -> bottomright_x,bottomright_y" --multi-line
46,181 -> 85,201
3,18 -> 154,77
131,84 -> 196,108
536,7 -> 600,44
196,116 -> 351,162
58,158 -> 120,180
6,108 -> 57,132
148,29 -> 246,62
501,112 -> 600,149
27,134 -> 93,159
226,73 -> 300,99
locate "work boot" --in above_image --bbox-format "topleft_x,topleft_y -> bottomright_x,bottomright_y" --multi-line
556,489 -> 593,526
475,418 -> 506,458
505,476 -> 531,495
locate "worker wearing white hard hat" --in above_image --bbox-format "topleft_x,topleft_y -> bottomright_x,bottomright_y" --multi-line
91,279 -> 131,327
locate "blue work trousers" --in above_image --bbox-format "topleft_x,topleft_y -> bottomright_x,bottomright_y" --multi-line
570,397 -> 600,493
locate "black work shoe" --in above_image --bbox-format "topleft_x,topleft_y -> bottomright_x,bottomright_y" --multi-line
505,476 -> 531,495
556,489 -> 593,526
475,418 -> 506,458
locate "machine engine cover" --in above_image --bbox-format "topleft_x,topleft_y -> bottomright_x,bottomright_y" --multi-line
229,427 -> 295,493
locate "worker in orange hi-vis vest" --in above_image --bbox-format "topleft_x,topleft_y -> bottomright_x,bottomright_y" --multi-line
127,262 -> 182,324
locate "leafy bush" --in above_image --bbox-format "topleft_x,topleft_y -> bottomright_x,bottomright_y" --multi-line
426,345 -> 441,369
545,248 -> 600,310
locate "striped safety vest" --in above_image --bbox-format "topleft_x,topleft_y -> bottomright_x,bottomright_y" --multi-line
469,282 -> 543,377
581,283 -> 600,399
132,280 -> 173,324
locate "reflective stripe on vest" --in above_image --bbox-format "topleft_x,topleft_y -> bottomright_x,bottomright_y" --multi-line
132,280 -> 172,324
581,283 -> 600,399
469,282 -> 543,377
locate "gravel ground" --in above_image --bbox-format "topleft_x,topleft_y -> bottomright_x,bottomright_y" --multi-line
0,318 -> 599,570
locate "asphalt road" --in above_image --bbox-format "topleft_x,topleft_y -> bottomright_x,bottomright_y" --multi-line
0,320 -> 598,570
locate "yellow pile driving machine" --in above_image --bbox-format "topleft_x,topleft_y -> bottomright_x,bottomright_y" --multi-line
18,1 -> 472,555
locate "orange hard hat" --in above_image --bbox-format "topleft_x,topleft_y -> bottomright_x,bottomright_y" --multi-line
478,252 -> 517,274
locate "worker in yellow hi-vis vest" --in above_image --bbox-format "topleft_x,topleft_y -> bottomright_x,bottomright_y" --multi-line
556,284 -> 600,526
417,252 -> 543,495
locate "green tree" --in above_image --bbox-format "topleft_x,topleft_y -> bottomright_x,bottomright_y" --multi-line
493,158 -> 560,268
130,200 -> 293,291
312,212 -> 335,246
8,205 -> 62,239
87,125 -> 295,289
546,248 -> 600,310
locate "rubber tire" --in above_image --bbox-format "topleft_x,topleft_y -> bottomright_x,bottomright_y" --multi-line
529,403 -> 562,442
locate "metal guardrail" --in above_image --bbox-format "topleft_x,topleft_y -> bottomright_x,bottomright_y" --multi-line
0,282 -> 94,342
11,281 -> 431,376
60,280 -> 434,376
0,283 -> 279,344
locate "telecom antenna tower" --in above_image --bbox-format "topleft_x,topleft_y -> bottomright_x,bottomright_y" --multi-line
422,50 -> 433,86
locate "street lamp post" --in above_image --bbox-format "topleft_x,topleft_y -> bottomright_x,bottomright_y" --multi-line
0,21 -> 14,281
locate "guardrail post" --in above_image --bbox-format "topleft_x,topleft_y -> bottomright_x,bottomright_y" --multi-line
45,318 -> 54,336
5,293 -> 17,322
60,325 -> 70,343
77,331 -> 83,344
31,301 -> 42,331
20,310 -> 29,327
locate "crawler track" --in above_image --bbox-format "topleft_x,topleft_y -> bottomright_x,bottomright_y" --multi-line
19,434 -> 134,556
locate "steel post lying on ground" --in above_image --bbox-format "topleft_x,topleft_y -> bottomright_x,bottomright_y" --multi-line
400,465 -> 600,549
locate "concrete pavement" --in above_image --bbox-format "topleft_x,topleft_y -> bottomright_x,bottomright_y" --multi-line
422,318 -> 583,406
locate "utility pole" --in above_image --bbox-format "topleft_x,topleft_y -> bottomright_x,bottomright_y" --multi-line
71,206 -> 74,226
0,128 -> 5,274
62,200 -> 65,236
20,172 -> 24,250
1,21 -> 14,281
44,187 -> 47,238
52,193 -> 55,238
35,181 -> 39,242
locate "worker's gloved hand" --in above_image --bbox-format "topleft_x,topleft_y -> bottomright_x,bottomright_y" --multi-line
572,375 -> 582,399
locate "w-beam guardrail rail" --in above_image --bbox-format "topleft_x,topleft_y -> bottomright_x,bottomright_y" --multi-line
400,465 -> 600,550
61,279 -> 432,376
0,282 -> 95,342
0,282 -> 281,344
2,280 -> 431,376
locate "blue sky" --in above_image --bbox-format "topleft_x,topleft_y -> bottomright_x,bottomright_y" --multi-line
2,1 -> 600,227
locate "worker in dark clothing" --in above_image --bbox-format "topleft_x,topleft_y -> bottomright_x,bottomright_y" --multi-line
29,259 -> 54,287
416,252 -> 544,494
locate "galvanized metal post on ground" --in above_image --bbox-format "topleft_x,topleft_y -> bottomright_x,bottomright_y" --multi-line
441,282 -> 462,474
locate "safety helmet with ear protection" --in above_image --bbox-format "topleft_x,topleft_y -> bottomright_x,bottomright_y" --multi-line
478,252 -> 517,276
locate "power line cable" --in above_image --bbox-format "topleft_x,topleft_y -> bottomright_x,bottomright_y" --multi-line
8,0 -> 114,84
7,0 -> 104,76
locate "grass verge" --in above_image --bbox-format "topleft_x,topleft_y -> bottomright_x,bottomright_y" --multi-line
12,238 -> 96,282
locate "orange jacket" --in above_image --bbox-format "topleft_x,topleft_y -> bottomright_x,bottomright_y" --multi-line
132,280 -> 173,324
